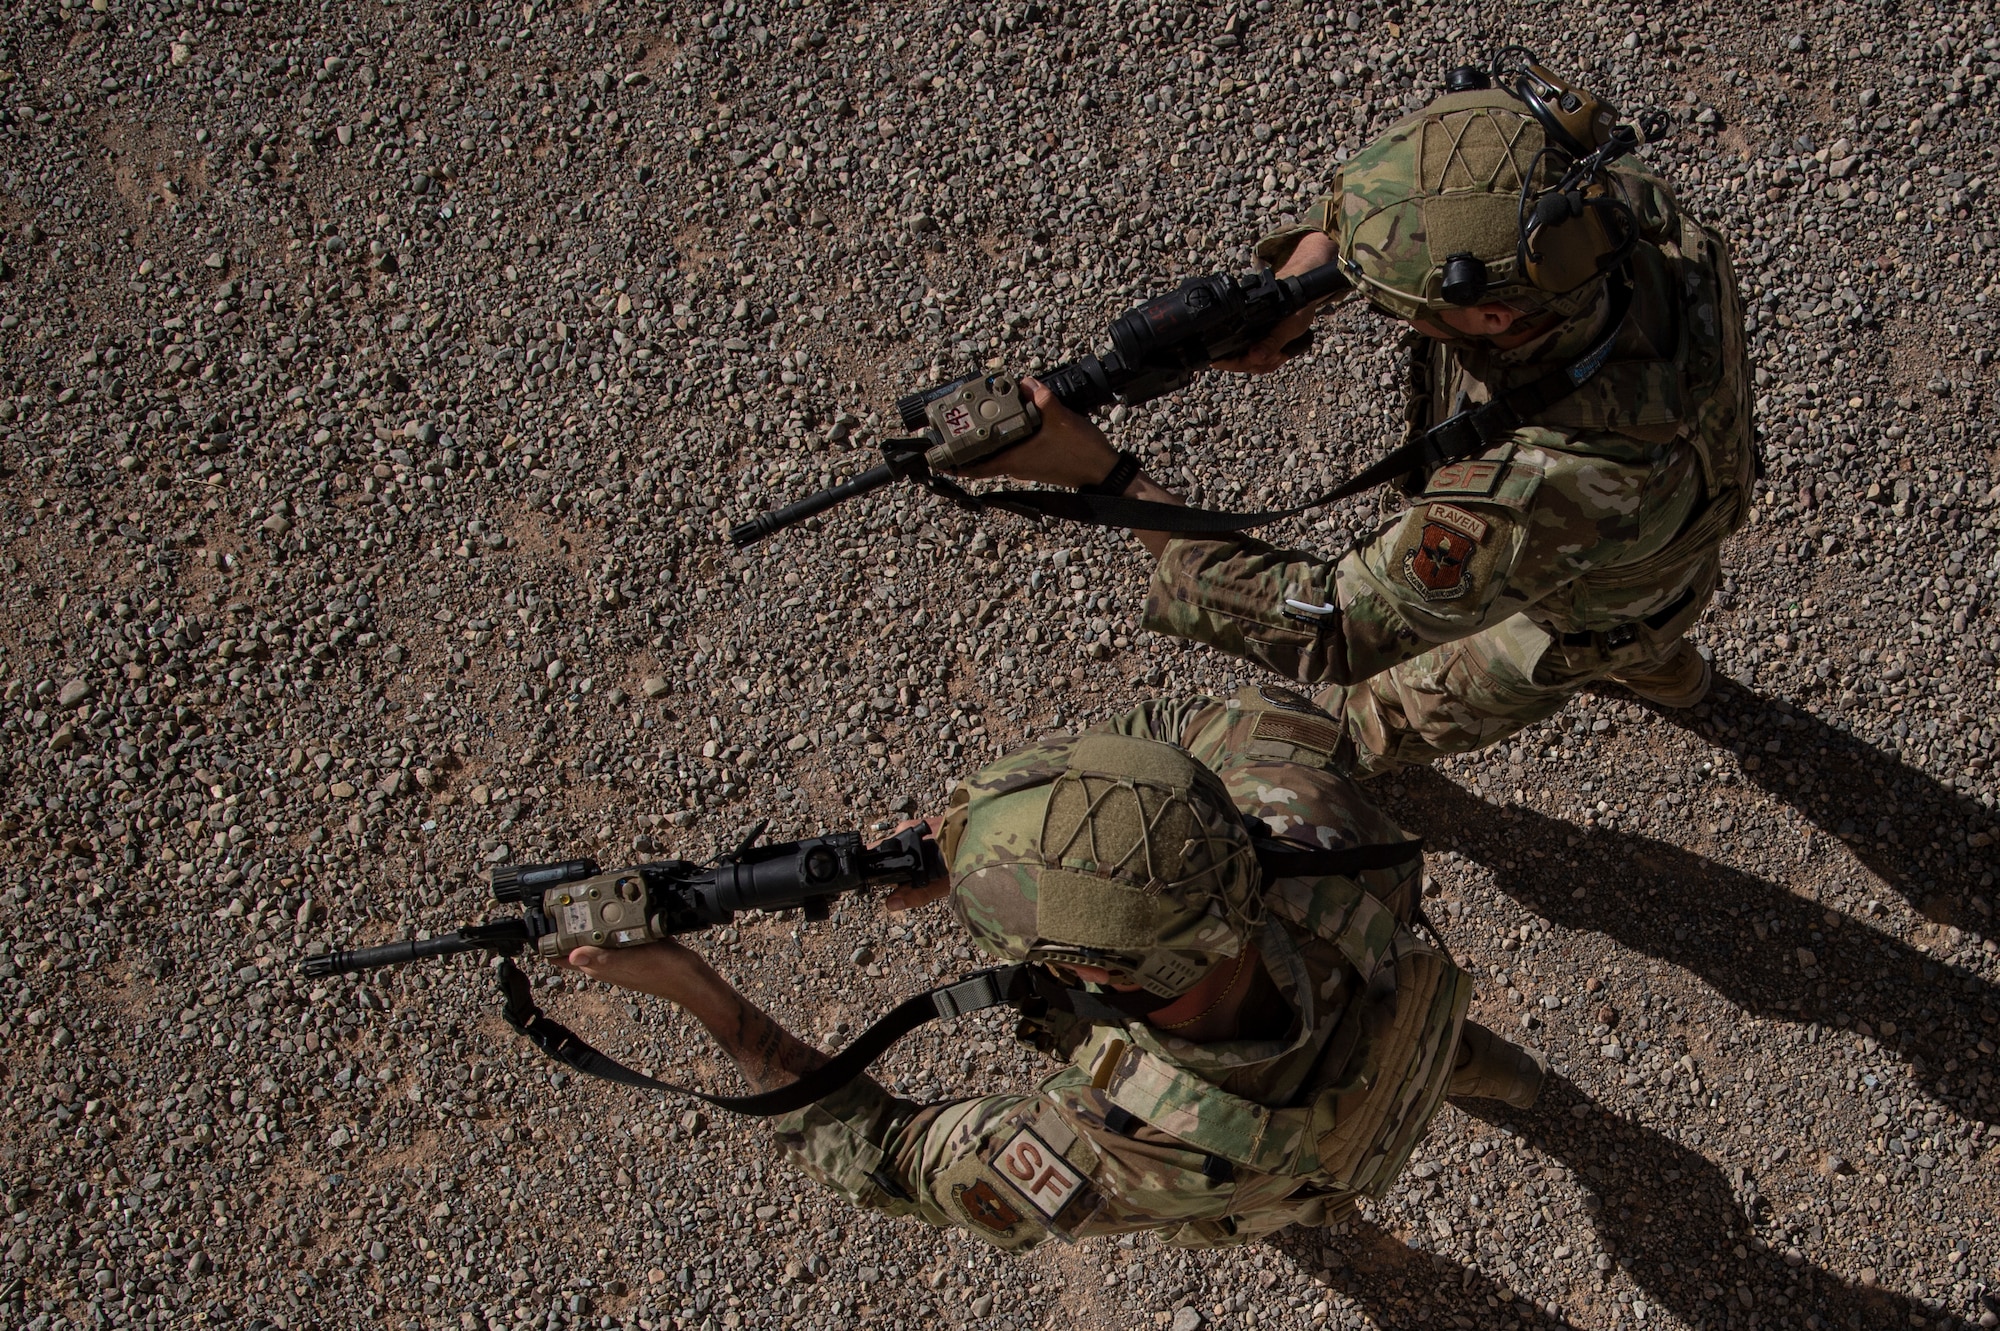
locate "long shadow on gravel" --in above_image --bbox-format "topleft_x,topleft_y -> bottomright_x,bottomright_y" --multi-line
1467,1079 -> 1944,1331
1260,1079 -> 1945,1328
1655,678 -> 1998,924
1403,770 -> 2000,1127
1265,1219 -> 1569,1329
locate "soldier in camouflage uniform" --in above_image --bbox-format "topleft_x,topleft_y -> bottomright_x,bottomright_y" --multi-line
565,688 -> 1544,1250
962,76 -> 1755,775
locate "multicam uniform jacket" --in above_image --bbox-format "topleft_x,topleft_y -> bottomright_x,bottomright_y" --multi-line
774,689 -> 1471,1250
1143,170 -> 1756,769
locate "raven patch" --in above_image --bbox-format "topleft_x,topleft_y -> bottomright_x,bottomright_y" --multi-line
1402,522 -> 1477,600
1422,502 -> 1490,543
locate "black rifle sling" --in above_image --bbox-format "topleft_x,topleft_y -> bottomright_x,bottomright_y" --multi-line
495,959 -> 1095,1117
978,279 -> 1633,535
493,839 -> 1427,1114
1253,836 -> 1424,878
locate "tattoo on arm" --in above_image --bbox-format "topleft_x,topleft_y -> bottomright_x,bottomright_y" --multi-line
717,996 -> 828,1094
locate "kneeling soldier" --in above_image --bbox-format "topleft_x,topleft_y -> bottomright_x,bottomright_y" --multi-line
568,689 -> 1544,1249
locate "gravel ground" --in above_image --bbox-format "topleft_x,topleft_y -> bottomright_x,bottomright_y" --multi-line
2,2 -> 1998,1330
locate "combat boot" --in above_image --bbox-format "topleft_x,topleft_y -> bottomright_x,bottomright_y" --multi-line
1607,639 -> 1712,709
1447,1021 -> 1547,1109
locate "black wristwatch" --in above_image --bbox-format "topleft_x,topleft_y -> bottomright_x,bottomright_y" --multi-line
1080,451 -> 1142,497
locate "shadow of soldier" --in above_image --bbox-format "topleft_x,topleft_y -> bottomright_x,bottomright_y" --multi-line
1259,1079 -> 1943,1330
1397,769 -> 2000,1128
1265,1213 -> 1576,1330
1465,1078 -> 1947,1331
1654,678 -> 1998,926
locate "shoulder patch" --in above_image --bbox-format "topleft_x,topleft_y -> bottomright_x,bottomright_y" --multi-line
1400,519 -> 1478,601
1422,502 -> 1489,542
1423,457 -> 1507,498
993,1127 -> 1086,1219
1424,442 -> 1546,512
952,1179 -> 1024,1236
1251,710 -> 1344,756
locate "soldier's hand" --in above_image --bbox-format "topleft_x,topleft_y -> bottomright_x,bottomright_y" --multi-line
878,816 -> 952,913
563,939 -> 717,1005
1212,231 -> 1339,375
949,377 -> 1122,489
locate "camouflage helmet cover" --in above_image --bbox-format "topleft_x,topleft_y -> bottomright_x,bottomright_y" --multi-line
944,732 -> 1261,998
1337,89 -> 1615,321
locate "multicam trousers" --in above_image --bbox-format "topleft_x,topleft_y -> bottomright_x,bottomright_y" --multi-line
1318,561 -> 1718,776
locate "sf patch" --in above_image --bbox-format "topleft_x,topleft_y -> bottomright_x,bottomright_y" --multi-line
993,1127 -> 1086,1218
1402,511 -> 1481,600
952,1178 -> 1024,1237
1423,458 -> 1507,498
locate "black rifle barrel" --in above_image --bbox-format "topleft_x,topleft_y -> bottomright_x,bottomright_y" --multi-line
303,930 -> 507,978
730,461 -> 899,547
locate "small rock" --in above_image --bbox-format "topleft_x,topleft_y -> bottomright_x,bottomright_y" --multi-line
970,1293 -> 995,1317
1171,1310 -> 1205,1331
331,781 -> 357,799
642,675 -> 671,698
57,678 -> 92,708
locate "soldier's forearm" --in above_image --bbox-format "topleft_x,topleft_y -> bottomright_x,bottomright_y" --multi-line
1124,471 -> 1190,558
672,966 -> 829,1093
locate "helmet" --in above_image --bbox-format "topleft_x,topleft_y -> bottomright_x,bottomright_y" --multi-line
1336,87 -> 1630,323
943,732 -> 1261,998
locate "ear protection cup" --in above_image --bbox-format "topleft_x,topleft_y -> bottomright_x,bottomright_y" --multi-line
1491,46 -> 1621,155
1481,47 -> 1652,299
1516,183 -> 1636,294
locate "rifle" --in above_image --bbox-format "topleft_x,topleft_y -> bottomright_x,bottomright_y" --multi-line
302,821 -> 940,979
729,260 -> 1349,547
299,822 -> 960,1116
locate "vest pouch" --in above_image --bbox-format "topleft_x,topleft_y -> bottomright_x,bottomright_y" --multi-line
1673,216 -> 1756,523
1607,166 -> 1681,245
1308,939 -> 1471,1196
1088,1037 -> 1317,1176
